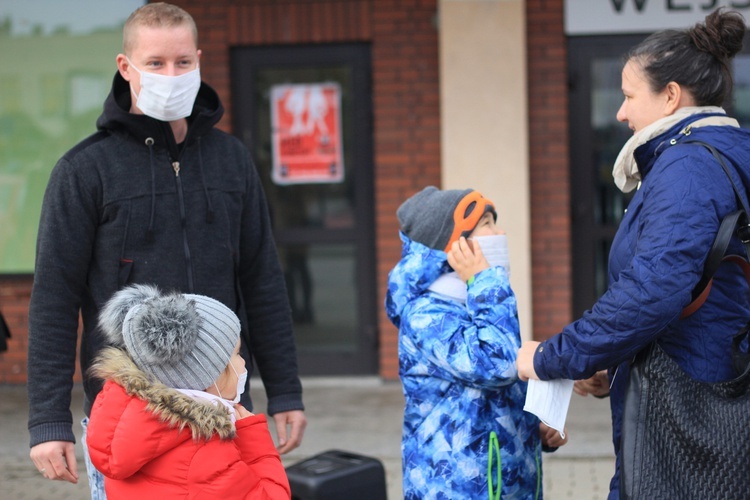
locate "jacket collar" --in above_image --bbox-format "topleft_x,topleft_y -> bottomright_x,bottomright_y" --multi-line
90,348 -> 236,441
612,106 -> 735,192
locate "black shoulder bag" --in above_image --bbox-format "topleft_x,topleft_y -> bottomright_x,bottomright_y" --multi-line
619,141 -> 750,500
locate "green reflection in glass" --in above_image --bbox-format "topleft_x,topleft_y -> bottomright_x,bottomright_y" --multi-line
0,0 -> 142,273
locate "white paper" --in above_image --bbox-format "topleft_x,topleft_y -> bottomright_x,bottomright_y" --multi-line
523,378 -> 575,438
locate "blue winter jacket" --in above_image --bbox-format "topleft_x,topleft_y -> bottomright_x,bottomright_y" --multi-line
386,233 -> 542,500
533,115 -> 750,499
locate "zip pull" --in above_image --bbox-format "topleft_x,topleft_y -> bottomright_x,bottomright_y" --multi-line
172,161 -> 180,177
671,125 -> 694,145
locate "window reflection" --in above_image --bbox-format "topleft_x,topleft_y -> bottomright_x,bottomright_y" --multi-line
288,244 -> 358,351
0,0 -> 143,273
733,55 -> 750,128
591,57 -> 634,299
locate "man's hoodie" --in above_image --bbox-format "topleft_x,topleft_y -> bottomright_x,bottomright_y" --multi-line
28,73 -> 302,447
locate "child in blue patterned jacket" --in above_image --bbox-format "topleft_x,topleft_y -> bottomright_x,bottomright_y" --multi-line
386,186 -> 565,500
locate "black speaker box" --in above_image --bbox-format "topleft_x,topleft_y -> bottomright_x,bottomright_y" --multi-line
286,449 -> 387,500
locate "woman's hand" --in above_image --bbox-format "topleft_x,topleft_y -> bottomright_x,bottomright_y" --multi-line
517,341 -> 541,381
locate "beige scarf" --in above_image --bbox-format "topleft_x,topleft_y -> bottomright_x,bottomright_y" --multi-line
612,106 -> 739,193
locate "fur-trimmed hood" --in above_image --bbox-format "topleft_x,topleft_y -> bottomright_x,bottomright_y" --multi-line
90,347 -> 235,441
87,349 -> 292,498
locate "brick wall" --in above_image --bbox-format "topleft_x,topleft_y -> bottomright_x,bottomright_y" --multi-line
371,0 -> 441,379
0,277 -> 83,384
526,0 -> 573,340
0,278 -> 32,383
0,0 -> 441,383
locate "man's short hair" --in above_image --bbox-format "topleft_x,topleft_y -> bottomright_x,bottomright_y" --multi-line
123,2 -> 198,55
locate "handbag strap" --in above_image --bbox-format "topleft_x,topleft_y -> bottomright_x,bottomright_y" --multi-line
679,141 -> 750,318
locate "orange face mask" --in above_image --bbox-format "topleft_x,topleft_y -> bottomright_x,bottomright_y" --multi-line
443,191 -> 495,252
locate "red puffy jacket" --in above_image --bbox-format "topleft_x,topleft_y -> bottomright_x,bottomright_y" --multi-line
87,348 -> 291,499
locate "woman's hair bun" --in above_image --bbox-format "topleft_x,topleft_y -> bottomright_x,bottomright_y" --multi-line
690,8 -> 745,61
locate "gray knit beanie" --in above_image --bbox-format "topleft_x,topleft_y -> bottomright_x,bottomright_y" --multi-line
98,284 -> 240,391
397,186 -> 496,252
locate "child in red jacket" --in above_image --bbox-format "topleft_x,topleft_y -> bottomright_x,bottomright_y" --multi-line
86,284 -> 291,499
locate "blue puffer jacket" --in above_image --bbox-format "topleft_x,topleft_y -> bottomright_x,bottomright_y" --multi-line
386,233 -> 542,500
533,115 -> 750,498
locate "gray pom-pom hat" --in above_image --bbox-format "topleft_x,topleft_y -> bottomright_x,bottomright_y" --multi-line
98,284 -> 241,391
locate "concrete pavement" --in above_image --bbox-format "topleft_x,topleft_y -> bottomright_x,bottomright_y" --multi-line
1,378 -> 616,499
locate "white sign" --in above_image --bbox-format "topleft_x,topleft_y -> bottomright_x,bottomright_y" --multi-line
565,0 -> 750,35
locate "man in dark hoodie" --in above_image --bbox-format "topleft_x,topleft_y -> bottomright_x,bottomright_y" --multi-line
27,3 -> 306,496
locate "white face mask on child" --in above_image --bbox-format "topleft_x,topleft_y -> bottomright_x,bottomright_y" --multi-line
215,363 -> 247,404
472,234 -> 510,277
229,364 -> 247,404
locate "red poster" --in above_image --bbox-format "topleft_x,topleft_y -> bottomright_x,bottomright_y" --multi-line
270,83 -> 344,185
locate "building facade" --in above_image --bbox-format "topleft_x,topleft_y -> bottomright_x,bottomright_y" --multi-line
2,0 -> 748,383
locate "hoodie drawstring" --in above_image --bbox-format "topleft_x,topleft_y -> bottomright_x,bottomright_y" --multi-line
142,136 -> 214,241
196,138 -> 215,224
145,137 -> 156,241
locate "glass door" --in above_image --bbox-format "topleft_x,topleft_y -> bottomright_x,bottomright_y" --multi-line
231,43 -> 376,374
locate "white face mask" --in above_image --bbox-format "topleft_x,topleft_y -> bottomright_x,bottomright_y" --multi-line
214,362 -> 247,404
127,58 -> 201,121
229,363 -> 247,404
472,234 -> 510,277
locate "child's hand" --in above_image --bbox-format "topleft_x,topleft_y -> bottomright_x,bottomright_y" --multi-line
234,403 -> 255,420
447,236 -> 490,283
540,422 -> 568,448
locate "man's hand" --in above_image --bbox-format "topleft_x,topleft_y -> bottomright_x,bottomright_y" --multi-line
30,441 -> 79,484
272,410 -> 307,454
517,341 -> 541,381
574,370 -> 610,398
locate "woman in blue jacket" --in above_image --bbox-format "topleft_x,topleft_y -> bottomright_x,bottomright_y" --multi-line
517,9 -> 750,499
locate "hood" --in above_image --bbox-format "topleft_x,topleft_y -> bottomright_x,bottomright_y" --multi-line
96,72 -> 224,150
94,72 -> 223,238
90,348 -> 236,442
385,232 -> 451,328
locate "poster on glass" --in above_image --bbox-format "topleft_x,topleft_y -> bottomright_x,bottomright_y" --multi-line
270,82 -> 344,185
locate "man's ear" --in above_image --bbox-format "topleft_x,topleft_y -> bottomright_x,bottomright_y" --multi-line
116,54 -> 131,82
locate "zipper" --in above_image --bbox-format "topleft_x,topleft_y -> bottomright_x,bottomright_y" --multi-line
172,160 -> 195,292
